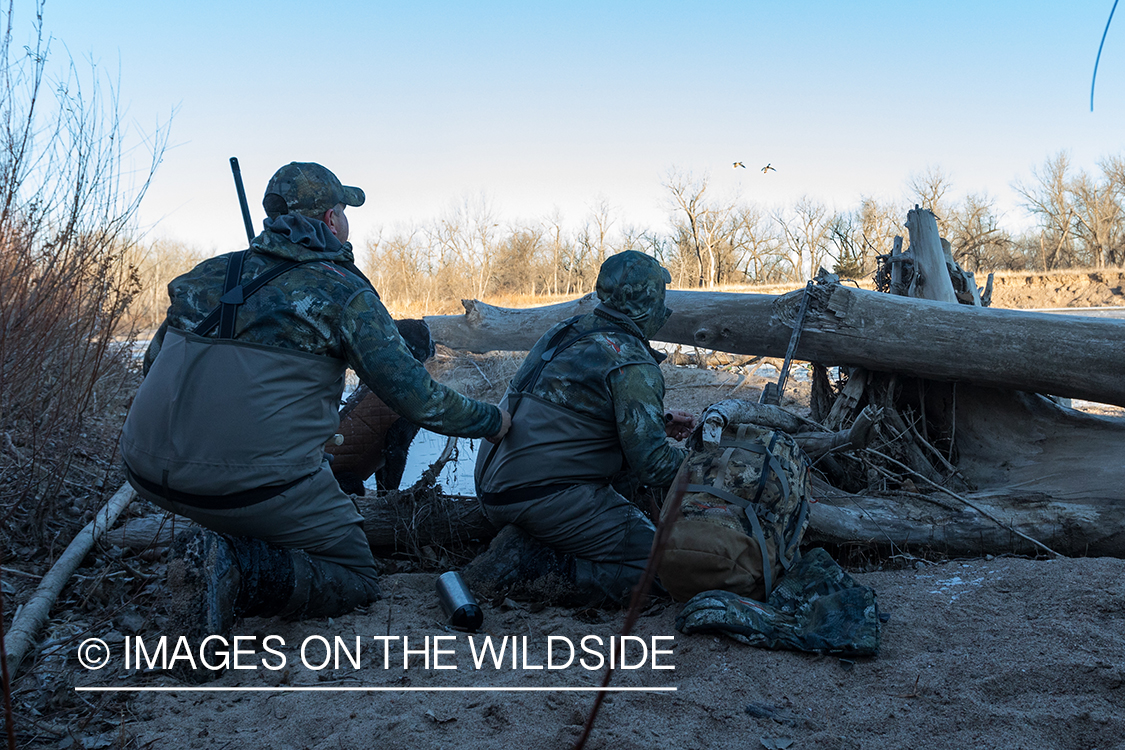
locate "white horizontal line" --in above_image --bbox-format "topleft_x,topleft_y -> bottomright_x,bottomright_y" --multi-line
76,686 -> 677,693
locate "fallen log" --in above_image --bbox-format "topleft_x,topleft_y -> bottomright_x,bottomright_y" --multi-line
353,436 -> 496,554
105,501 -> 493,556
804,480 -> 1119,557
104,514 -> 195,549
4,483 -> 135,675
342,412 -> 1125,558
425,284 -> 1125,407
804,386 -> 1125,556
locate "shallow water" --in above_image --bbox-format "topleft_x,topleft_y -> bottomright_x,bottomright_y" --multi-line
364,429 -> 481,495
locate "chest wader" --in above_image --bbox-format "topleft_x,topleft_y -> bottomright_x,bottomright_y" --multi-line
475,315 -> 653,499
467,317 -> 656,607
125,251 -> 381,653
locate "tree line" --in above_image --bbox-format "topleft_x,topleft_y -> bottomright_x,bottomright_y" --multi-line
128,151 -> 1125,323
358,153 -> 1125,315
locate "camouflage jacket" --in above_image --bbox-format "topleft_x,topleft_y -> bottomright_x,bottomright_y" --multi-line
144,214 -> 500,439
503,306 -> 686,488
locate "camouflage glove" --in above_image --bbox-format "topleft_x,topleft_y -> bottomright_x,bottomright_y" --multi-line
675,548 -> 881,656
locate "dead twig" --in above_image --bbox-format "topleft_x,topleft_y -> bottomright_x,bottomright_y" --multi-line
904,414 -> 967,485
0,567 -> 41,580
894,673 -> 922,699
463,360 -> 493,388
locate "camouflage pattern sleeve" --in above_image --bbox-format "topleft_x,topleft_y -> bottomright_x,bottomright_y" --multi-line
608,362 -> 686,487
340,290 -> 501,439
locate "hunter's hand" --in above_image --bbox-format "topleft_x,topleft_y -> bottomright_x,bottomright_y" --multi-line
486,409 -> 512,444
664,409 -> 695,440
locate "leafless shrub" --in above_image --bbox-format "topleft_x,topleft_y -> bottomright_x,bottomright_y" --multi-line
0,0 -> 167,540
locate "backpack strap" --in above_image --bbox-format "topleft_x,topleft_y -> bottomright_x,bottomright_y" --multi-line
686,480 -> 775,598
781,497 -> 810,570
715,434 -> 792,509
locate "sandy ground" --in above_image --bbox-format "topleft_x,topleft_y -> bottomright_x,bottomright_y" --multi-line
61,357 -> 1125,750
988,269 -> 1125,310
8,272 -> 1125,748
82,556 -> 1125,750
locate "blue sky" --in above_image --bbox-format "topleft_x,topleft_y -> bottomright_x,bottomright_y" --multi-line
19,1 -> 1125,252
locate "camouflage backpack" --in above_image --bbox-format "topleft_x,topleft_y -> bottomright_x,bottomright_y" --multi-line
658,421 -> 812,602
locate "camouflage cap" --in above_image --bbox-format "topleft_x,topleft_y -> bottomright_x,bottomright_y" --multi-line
263,162 -> 365,219
595,250 -> 673,339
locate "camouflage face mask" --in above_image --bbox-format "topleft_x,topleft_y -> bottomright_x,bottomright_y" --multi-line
595,251 -> 673,339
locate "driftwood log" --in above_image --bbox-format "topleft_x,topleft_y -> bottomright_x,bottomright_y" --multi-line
358,491 -> 495,554
354,437 -> 495,554
426,285 -> 1125,408
110,497 -> 495,557
805,384 -> 1125,556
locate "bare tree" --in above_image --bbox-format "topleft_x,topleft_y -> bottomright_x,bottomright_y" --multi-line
588,197 -> 615,268
945,193 -> 1013,271
729,204 -> 785,282
126,238 -> 208,329
542,209 -> 566,296
828,211 -> 864,279
858,197 -> 903,265
664,170 -> 741,287
775,197 -> 834,280
907,165 -> 954,233
428,193 -> 500,300
1070,166 -> 1122,268
1014,152 -> 1077,270
665,170 -> 709,286
364,226 -> 444,313
492,225 -> 546,296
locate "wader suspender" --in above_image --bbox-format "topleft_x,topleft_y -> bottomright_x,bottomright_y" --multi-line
685,430 -> 809,599
127,249 -> 316,507
476,316 -> 649,488
193,250 -> 306,338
